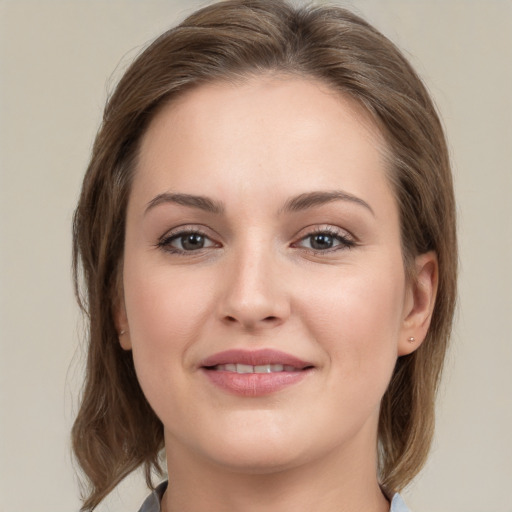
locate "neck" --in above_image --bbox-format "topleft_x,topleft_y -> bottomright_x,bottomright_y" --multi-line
161,433 -> 389,512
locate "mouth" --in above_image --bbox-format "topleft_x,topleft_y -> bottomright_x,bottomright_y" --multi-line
200,348 -> 313,371
199,349 -> 314,396
207,363 -> 304,373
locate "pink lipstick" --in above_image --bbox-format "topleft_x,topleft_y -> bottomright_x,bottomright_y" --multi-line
200,349 -> 314,396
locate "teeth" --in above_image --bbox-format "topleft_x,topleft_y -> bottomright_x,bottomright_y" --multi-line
213,363 -> 299,373
255,364 -> 276,373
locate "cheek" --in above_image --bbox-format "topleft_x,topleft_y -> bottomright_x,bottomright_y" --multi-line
122,262 -> 216,374
297,260 -> 406,394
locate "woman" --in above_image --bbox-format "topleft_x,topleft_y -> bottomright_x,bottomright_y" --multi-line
72,1 -> 457,511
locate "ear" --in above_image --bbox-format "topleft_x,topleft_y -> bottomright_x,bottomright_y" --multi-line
114,288 -> 132,351
398,251 -> 438,356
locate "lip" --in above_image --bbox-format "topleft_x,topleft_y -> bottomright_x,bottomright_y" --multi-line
200,348 -> 312,369
199,349 -> 314,397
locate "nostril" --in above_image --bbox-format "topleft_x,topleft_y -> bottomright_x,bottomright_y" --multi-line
223,315 -> 279,326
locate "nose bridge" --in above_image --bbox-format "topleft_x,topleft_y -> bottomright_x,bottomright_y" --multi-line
219,233 -> 289,329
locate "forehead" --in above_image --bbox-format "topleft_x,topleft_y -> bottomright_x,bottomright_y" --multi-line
133,75 -> 393,216
141,74 -> 384,156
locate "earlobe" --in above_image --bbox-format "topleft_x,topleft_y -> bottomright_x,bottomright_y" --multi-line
398,251 -> 438,356
118,326 -> 132,350
115,296 -> 132,351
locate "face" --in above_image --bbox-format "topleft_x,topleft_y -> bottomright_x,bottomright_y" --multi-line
118,76 -> 431,474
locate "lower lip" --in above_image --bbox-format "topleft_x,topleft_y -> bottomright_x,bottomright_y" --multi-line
202,369 -> 312,397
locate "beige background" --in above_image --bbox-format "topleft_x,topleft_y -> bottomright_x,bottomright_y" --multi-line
1,1 -> 511,511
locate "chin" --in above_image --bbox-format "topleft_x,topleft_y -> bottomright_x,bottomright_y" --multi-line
175,414 -> 314,473
203,443 -> 308,475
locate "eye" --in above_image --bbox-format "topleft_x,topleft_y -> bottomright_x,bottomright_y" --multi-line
157,229 -> 219,254
294,228 -> 355,252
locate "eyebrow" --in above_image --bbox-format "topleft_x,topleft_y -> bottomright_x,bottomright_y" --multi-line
144,189 -> 373,216
281,190 -> 374,216
145,192 -> 224,215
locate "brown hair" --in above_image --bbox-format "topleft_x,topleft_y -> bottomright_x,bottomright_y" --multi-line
72,1 -> 457,509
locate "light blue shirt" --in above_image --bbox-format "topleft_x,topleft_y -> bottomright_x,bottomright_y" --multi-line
390,493 -> 411,512
138,481 -> 411,511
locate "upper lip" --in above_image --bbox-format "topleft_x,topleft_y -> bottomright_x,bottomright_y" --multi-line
200,349 -> 313,369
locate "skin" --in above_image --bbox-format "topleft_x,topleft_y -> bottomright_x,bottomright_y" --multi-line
117,75 -> 437,512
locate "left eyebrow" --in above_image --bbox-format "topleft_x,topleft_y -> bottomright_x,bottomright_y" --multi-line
281,190 -> 374,216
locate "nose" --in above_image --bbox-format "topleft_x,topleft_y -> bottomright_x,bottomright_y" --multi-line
217,243 -> 291,331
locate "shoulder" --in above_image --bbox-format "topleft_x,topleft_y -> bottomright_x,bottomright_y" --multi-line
137,481 -> 168,512
390,493 -> 412,512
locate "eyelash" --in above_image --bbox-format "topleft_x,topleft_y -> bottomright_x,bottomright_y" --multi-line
156,226 -> 356,255
293,226 -> 356,254
156,228 -> 216,254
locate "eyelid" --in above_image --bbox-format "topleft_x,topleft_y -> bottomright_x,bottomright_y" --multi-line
156,224 -> 221,254
291,225 -> 357,252
293,224 -> 355,241
154,223 -> 356,255
158,224 -> 208,240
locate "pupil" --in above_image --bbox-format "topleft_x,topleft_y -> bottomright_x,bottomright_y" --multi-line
182,234 -> 204,250
311,234 -> 333,250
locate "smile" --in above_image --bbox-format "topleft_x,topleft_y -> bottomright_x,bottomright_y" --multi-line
200,349 -> 314,396
210,363 -> 301,373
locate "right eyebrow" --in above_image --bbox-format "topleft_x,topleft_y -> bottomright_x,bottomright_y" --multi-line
144,192 -> 225,215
